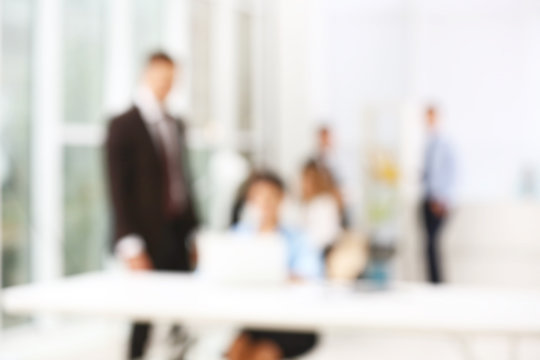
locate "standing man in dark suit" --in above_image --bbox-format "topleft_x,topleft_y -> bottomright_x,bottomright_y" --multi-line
105,52 -> 199,360
421,106 -> 455,284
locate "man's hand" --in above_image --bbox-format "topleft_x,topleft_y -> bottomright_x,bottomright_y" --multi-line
126,252 -> 153,271
430,201 -> 447,218
289,275 -> 304,283
190,245 -> 198,270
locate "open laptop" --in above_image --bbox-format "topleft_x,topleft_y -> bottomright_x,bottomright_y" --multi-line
196,231 -> 288,286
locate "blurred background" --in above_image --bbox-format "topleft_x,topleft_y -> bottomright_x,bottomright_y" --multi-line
2,0 -> 540,359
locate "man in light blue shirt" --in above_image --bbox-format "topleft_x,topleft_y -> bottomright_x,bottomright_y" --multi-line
421,106 -> 455,284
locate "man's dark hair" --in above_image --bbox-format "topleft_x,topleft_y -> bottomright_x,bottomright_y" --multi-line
426,105 -> 438,115
147,51 -> 175,66
318,125 -> 330,135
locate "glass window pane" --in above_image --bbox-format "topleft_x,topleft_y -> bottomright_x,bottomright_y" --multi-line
1,0 -> 33,328
188,149 -> 212,225
63,0 -> 105,123
63,147 -> 107,276
132,0 -> 166,74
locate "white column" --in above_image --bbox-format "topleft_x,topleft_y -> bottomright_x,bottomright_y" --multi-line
307,0 -> 330,124
163,0 -> 190,57
251,0 -> 266,165
163,0 -> 191,116
254,0 -> 280,168
104,0 -> 134,116
211,0 -> 238,149
31,0 -> 63,282
275,0 -> 312,178
0,0 -> 4,334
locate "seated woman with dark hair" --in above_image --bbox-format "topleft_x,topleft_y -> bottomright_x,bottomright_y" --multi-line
227,171 -> 322,360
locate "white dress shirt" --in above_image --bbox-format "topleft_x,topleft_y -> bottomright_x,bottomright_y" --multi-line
423,133 -> 456,207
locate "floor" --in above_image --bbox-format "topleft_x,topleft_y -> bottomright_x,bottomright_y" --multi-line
2,320 -> 540,360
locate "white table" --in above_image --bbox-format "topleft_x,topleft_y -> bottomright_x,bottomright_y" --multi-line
3,272 -> 540,359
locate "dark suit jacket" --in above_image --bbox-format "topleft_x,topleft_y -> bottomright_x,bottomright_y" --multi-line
105,106 -> 199,258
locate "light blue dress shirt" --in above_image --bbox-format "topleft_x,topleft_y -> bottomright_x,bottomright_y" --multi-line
233,223 -> 324,280
423,134 -> 456,206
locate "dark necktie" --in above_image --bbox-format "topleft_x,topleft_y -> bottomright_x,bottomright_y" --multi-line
154,119 -> 187,219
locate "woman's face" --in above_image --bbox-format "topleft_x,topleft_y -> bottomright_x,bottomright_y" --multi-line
247,181 -> 283,224
301,169 -> 316,200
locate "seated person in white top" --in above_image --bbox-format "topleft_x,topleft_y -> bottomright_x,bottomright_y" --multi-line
227,171 -> 322,360
300,160 -> 343,256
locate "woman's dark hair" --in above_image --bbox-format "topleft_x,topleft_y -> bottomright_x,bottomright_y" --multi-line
230,170 -> 285,226
303,159 -> 320,173
247,170 -> 285,192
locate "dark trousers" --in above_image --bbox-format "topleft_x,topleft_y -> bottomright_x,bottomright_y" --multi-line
421,199 -> 447,284
128,219 -> 192,360
245,330 -> 318,359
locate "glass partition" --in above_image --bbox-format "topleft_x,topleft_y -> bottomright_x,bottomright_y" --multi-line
1,0 -> 34,327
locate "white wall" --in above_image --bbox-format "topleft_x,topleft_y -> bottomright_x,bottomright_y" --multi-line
305,0 -> 540,204
269,0 -> 540,282
410,0 -> 540,202
272,0 -> 315,179
444,201 -> 540,288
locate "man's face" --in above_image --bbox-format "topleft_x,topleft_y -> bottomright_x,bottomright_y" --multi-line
426,109 -> 437,132
247,181 -> 283,223
144,61 -> 176,103
319,129 -> 332,151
